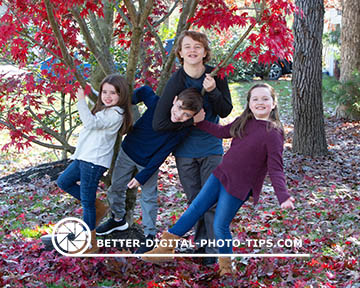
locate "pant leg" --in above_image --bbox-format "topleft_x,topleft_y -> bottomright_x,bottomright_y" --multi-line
214,188 -> 248,254
169,174 -> 220,237
107,147 -> 137,219
79,160 -> 107,230
176,156 -> 222,253
175,157 -> 201,203
56,160 -> 81,200
198,155 -> 222,254
137,165 -> 159,236
175,157 -> 207,249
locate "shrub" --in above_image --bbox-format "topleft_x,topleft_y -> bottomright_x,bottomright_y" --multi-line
333,70 -> 360,119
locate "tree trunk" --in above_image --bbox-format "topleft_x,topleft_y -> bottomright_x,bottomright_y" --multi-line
336,0 -> 360,120
292,0 -> 328,156
339,0 -> 360,82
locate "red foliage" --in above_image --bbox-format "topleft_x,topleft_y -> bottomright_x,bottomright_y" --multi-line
0,0 -> 294,150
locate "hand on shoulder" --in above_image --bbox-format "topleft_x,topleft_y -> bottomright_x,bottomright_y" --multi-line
193,108 -> 205,124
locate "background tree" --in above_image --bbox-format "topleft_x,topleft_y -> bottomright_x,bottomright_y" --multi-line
292,0 -> 328,156
335,0 -> 360,120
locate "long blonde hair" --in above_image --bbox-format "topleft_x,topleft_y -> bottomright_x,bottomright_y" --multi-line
230,83 -> 284,138
91,74 -> 133,135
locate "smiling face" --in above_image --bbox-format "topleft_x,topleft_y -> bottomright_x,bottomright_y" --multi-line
170,96 -> 196,123
249,87 -> 276,120
178,36 -> 207,67
101,82 -> 120,107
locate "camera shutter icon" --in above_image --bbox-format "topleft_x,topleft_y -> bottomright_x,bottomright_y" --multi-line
51,217 -> 91,256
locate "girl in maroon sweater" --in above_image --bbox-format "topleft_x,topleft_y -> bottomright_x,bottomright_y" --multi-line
144,83 -> 295,276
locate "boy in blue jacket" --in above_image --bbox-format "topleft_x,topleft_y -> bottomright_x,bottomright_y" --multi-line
96,86 -> 203,253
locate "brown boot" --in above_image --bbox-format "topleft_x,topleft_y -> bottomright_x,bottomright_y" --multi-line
142,231 -> 181,263
84,230 -> 99,254
218,257 -> 234,276
95,199 -> 109,227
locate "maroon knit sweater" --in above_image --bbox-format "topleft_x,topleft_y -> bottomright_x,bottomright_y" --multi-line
196,118 -> 291,205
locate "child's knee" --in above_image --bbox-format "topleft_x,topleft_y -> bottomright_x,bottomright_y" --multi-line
213,220 -> 227,238
56,175 -> 66,190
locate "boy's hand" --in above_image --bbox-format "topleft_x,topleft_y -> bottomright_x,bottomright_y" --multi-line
281,197 -> 295,209
76,87 -> 86,100
203,74 -> 216,92
193,108 -> 205,124
127,178 -> 140,189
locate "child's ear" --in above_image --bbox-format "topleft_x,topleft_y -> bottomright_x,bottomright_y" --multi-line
173,96 -> 178,105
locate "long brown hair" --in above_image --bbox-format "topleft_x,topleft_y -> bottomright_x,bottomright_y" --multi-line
230,83 -> 284,138
175,30 -> 211,65
91,74 -> 133,135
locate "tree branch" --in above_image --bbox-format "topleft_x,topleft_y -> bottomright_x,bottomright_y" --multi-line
205,0 -> 267,87
152,0 -> 180,27
139,0 -> 154,28
156,0 -> 199,95
146,20 -> 167,61
114,2 -> 132,28
17,31 -> 65,63
88,11 -> 108,48
43,0 -> 90,98
123,0 -> 138,25
70,6 -> 115,78
25,105 -> 75,152
0,119 -> 74,151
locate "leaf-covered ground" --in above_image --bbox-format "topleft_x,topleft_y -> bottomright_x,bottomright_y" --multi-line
0,80 -> 359,287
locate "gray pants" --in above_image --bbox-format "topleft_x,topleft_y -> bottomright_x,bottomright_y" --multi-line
108,147 -> 158,236
175,155 -> 222,254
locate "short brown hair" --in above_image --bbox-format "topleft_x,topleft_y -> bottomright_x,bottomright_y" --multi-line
177,88 -> 203,113
175,30 -> 211,65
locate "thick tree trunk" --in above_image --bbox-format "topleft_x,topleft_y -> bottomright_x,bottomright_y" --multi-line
292,0 -> 328,156
339,0 -> 360,83
336,0 -> 360,120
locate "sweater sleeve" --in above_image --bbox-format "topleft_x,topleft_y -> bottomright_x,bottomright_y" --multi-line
207,73 -> 233,118
266,130 -> 291,205
134,129 -> 189,185
77,99 -> 124,130
152,71 -> 194,132
195,120 -> 233,139
132,85 -> 158,108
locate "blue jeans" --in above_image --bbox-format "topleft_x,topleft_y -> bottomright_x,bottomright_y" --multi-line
169,174 -> 249,254
57,160 -> 107,230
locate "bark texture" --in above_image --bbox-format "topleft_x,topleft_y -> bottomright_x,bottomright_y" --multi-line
339,0 -> 360,82
336,0 -> 360,120
292,0 -> 328,156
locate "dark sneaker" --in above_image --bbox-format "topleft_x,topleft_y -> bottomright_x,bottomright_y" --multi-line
41,234 -> 55,251
190,246 -> 206,264
96,215 -> 128,236
202,256 -> 217,266
135,234 -> 156,254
